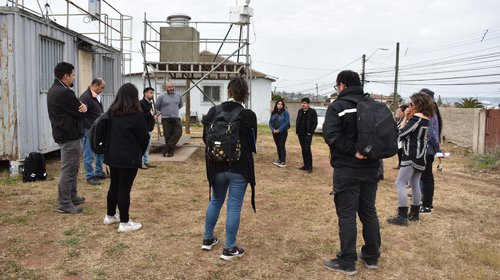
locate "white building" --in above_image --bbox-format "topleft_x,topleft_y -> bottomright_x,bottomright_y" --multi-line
124,51 -> 277,124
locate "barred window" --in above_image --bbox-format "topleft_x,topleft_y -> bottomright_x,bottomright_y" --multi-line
202,85 -> 221,102
40,37 -> 64,93
102,56 -> 114,95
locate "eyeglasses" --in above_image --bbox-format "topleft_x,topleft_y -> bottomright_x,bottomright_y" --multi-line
334,84 -> 338,91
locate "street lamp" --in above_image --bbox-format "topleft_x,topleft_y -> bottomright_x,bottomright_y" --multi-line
361,48 -> 389,88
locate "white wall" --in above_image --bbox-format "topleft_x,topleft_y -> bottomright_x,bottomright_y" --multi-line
124,74 -> 273,124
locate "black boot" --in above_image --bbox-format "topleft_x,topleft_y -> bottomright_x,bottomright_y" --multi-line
387,207 -> 408,226
409,205 -> 420,221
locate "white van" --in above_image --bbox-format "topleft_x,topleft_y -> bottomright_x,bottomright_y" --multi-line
314,107 -> 328,133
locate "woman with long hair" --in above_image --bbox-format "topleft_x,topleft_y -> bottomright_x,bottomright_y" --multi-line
201,77 -> 257,260
269,99 -> 290,167
418,88 -> 442,214
103,83 -> 150,233
388,92 -> 435,226
393,104 -> 409,169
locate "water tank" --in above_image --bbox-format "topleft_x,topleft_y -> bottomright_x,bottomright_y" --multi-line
160,14 -> 199,63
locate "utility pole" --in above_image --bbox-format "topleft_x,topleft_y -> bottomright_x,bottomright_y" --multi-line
393,42 -> 400,113
361,54 -> 366,88
315,83 -> 318,100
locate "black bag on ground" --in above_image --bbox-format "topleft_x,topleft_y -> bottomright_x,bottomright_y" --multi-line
343,94 -> 398,159
205,105 -> 244,162
23,152 -> 47,182
89,110 -> 111,154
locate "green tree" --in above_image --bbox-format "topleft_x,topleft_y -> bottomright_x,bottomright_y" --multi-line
272,94 -> 282,101
454,97 -> 484,108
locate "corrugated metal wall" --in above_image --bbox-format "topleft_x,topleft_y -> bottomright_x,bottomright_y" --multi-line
0,8 -> 122,160
0,10 -> 16,160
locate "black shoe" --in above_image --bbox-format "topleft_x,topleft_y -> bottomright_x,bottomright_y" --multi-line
359,253 -> 379,270
409,205 -> 420,221
379,174 -> 384,180
387,207 -> 409,226
220,246 -> 245,261
307,168 -> 313,173
167,151 -> 174,157
323,259 -> 357,276
299,166 -> 308,170
201,237 -> 219,251
94,174 -> 109,180
72,196 -> 86,206
144,163 -> 156,168
420,207 -> 432,214
87,177 -> 101,186
57,205 -> 83,214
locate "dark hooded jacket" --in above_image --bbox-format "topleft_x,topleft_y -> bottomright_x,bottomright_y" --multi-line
322,86 -> 379,169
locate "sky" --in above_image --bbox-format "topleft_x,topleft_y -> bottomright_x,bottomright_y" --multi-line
17,0 -> 500,101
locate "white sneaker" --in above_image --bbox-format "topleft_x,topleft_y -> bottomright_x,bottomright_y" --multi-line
273,160 -> 280,166
103,214 -> 120,225
277,162 -> 286,168
118,219 -> 142,233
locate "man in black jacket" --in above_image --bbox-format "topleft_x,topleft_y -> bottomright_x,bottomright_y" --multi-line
80,78 -> 106,185
47,62 -> 88,214
296,97 -> 317,173
322,70 -> 381,275
140,87 -> 156,169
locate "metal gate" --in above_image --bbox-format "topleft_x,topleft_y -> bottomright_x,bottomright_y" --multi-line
485,109 -> 500,153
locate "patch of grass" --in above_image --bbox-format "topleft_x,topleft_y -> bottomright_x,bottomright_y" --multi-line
7,236 -> 24,243
60,237 -> 81,247
469,148 -> 500,171
63,229 -> 78,236
0,260 -> 44,279
105,242 -> 129,256
92,268 -> 108,280
0,171 -> 19,185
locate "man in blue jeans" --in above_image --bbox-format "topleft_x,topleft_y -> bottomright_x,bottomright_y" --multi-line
80,78 -> 107,186
322,70 -> 381,275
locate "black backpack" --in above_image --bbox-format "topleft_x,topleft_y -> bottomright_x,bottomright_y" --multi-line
23,152 -> 47,182
205,104 -> 244,162
343,94 -> 398,159
89,110 -> 111,154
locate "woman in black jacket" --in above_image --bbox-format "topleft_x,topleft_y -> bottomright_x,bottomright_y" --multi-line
103,83 -> 150,233
201,77 -> 257,260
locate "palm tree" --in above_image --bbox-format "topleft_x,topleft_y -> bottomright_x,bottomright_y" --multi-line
454,97 -> 484,108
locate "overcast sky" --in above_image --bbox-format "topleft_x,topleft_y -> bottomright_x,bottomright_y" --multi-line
20,0 -> 500,100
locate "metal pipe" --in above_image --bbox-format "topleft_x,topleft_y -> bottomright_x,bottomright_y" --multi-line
212,24 -> 233,63
181,44 -> 247,96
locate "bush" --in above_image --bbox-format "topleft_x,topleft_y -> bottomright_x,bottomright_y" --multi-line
470,148 -> 500,171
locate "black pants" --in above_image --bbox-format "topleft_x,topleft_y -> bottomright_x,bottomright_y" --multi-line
421,155 -> 435,208
298,133 -> 313,168
333,167 -> 381,267
397,148 -> 403,167
162,118 -> 182,152
107,167 -> 139,223
272,130 -> 288,163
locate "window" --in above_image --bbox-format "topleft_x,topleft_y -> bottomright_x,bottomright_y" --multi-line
202,85 -> 221,102
102,56 -> 114,95
40,37 -> 64,93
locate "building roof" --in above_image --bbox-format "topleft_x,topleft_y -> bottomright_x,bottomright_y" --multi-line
124,50 -> 277,81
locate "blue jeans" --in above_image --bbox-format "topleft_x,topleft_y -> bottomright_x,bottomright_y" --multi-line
142,132 -> 152,164
82,129 -> 104,180
204,172 -> 248,249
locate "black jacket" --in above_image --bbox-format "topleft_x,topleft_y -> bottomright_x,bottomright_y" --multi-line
47,79 -> 86,143
202,101 -> 257,211
104,113 -> 150,169
140,98 -> 155,132
322,86 -> 379,169
79,88 -> 104,129
296,108 -> 318,135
